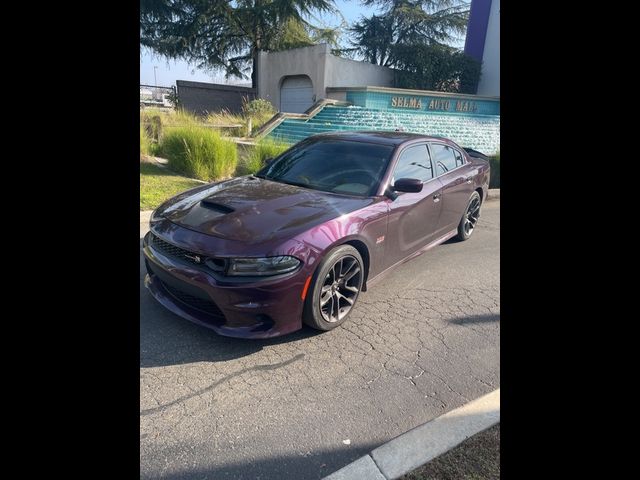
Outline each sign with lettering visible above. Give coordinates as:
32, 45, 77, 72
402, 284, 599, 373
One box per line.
391, 96, 479, 113
344, 89, 500, 115
391, 97, 422, 108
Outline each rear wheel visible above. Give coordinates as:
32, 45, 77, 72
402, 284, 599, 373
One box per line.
456, 191, 482, 241
303, 245, 364, 331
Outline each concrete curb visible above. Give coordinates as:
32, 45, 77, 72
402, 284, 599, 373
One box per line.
140, 211, 152, 238
323, 389, 500, 480
487, 188, 500, 200
140, 211, 153, 223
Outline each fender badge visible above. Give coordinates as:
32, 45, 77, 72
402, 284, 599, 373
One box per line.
376, 236, 385, 244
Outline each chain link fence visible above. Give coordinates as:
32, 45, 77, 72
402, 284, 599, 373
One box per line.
140, 84, 176, 108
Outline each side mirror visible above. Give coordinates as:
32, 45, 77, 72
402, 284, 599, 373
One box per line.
392, 178, 423, 193
264, 157, 275, 165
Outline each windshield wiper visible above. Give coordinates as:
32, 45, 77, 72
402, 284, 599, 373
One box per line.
256, 175, 330, 192
276, 179, 314, 189
272, 177, 325, 190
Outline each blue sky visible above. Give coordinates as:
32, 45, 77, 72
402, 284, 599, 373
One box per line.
140, 0, 466, 86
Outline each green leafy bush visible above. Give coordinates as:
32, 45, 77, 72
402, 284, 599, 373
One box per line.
242, 98, 275, 116
206, 110, 246, 137
242, 99, 277, 135
393, 44, 481, 94
157, 125, 238, 181
489, 151, 500, 188
140, 124, 152, 155
141, 108, 197, 134
244, 138, 290, 174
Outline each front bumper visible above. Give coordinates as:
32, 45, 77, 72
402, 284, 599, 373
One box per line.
142, 230, 309, 339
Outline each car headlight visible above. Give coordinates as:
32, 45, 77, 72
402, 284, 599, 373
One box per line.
226, 256, 301, 276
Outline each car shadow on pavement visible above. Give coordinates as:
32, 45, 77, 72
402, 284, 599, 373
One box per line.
140, 247, 324, 368
448, 313, 500, 325
140, 293, 323, 369
140, 326, 322, 369
442, 236, 462, 245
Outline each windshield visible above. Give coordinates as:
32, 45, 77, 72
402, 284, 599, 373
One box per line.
256, 138, 394, 196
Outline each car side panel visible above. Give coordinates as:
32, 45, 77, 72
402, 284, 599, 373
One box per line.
434, 148, 479, 231
293, 199, 390, 283
382, 177, 445, 269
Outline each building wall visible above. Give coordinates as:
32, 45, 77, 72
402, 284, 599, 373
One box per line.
476, 0, 500, 96
176, 80, 256, 115
256, 45, 328, 112
323, 53, 394, 90
257, 44, 394, 112
464, 0, 492, 63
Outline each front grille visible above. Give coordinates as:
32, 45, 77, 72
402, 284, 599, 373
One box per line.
160, 280, 225, 319
149, 232, 228, 273
150, 233, 204, 266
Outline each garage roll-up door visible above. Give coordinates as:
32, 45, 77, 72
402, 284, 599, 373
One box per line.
280, 76, 314, 113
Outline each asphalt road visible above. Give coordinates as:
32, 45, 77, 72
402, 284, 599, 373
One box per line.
140, 199, 500, 479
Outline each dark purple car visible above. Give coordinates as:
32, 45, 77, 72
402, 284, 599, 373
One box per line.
143, 132, 490, 338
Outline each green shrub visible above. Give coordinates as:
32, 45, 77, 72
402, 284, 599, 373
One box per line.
244, 138, 290, 174
170, 109, 198, 126
206, 110, 246, 137
157, 125, 238, 181
141, 108, 197, 132
242, 99, 277, 135
393, 44, 481, 94
242, 98, 275, 116
142, 115, 163, 142
248, 111, 277, 133
140, 124, 152, 155
489, 151, 500, 189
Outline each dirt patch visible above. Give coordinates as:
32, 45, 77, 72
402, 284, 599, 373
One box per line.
400, 424, 500, 480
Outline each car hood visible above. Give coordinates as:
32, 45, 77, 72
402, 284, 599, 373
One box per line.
155, 176, 376, 244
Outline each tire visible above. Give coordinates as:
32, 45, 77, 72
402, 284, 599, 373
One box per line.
302, 245, 364, 331
456, 191, 482, 241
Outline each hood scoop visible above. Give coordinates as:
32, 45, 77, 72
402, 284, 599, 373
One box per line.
200, 199, 235, 214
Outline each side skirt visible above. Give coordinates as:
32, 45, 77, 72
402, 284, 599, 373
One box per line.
365, 228, 458, 290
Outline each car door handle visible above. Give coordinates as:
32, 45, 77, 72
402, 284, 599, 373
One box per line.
433, 193, 441, 202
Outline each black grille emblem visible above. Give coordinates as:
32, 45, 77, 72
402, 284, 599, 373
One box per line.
184, 254, 202, 264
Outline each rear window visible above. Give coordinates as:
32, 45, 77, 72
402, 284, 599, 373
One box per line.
453, 149, 466, 167
431, 144, 459, 175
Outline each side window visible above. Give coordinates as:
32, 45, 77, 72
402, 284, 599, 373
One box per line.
431, 144, 458, 176
453, 149, 465, 167
392, 145, 434, 183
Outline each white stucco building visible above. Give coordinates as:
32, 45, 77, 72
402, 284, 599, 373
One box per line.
256, 44, 395, 113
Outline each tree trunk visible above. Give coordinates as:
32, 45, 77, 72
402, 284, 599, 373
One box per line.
251, 49, 259, 89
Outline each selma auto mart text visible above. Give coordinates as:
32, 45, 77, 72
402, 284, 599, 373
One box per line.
391, 96, 479, 113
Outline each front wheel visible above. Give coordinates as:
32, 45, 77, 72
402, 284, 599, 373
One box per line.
456, 191, 482, 241
302, 245, 364, 331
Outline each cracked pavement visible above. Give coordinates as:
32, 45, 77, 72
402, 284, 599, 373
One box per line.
140, 200, 500, 479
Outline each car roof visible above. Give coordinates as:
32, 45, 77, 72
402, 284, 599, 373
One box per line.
311, 130, 454, 146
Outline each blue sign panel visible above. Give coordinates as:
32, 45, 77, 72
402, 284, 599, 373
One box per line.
346, 90, 500, 116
